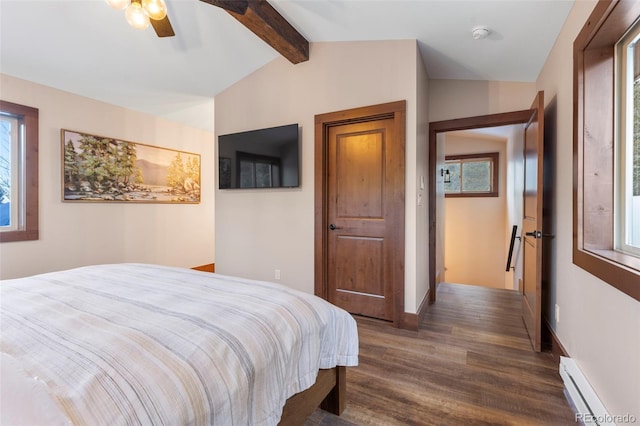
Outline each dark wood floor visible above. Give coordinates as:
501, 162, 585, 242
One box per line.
306, 282, 576, 426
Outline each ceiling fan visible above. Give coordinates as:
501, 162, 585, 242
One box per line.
105, 0, 175, 38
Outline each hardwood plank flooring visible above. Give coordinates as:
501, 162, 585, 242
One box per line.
306, 282, 575, 426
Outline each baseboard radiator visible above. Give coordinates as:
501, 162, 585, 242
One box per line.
559, 357, 613, 425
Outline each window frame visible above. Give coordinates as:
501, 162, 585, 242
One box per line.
615, 22, 640, 257
574, 0, 640, 301
444, 152, 499, 198
1, 114, 20, 231
0, 100, 39, 243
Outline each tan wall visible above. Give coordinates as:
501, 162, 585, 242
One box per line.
215, 40, 427, 313
0, 74, 215, 279
443, 133, 507, 288
429, 80, 536, 122
535, 0, 640, 418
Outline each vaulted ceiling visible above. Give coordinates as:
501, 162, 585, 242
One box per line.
0, 0, 574, 131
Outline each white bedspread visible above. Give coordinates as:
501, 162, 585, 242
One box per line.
0, 264, 358, 425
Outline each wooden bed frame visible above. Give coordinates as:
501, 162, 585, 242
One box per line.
279, 366, 346, 425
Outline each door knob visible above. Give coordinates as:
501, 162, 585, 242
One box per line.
329, 224, 342, 230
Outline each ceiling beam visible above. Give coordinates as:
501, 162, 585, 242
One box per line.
199, 0, 248, 16
201, 0, 309, 64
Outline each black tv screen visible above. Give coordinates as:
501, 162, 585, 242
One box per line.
218, 124, 300, 189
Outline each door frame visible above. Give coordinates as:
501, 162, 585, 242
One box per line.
315, 100, 406, 327
428, 110, 533, 304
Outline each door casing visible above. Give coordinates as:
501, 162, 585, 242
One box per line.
428, 109, 535, 304
315, 100, 407, 327
429, 91, 546, 352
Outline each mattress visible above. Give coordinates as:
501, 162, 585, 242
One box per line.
0, 263, 359, 425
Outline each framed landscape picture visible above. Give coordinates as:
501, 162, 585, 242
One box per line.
62, 129, 201, 203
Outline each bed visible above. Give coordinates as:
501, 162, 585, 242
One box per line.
0, 263, 358, 425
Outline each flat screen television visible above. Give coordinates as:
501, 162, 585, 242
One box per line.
218, 123, 300, 189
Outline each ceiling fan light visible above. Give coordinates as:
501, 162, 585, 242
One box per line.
142, 0, 167, 21
125, 1, 150, 30
105, 0, 130, 10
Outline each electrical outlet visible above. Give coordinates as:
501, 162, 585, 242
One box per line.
555, 304, 560, 323
275, 269, 281, 280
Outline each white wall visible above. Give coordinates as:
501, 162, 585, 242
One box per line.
215, 40, 428, 313
506, 126, 525, 290
415, 46, 430, 308
0, 74, 215, 279
535, 1, 640, 418
443, 133, 507, 288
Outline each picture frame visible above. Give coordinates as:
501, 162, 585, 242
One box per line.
62, 129, 201, 204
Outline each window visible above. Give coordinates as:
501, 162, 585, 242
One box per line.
574, 1, 640, 301
444, 152, 498, 197
0, 115, 18, 229
616, 21, 640, 257
0, 101, 38, 243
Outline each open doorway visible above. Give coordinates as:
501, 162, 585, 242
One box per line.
441, 126, 523, 291
428, 91, 546, 352
428, 108, 536, 305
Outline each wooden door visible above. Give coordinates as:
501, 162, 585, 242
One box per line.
326, 119, 399, 320
522, 91, 544, 352
315, 101, 405, 326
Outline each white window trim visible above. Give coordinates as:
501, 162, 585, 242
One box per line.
615, 19, 640, 257
0, 114, 21, 232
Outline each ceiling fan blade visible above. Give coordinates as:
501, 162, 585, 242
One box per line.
199, 0, 248, 15
151, 15, 175, 38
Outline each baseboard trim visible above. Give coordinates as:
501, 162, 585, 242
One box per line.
399, 289, 430, 331
192, 263, 215, 273
417, 288, 430, 324
543, 317, 568, 364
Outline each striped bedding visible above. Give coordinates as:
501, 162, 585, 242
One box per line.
0, 264, 359, 425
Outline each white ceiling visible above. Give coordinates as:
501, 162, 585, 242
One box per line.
0, 0, 574, 131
